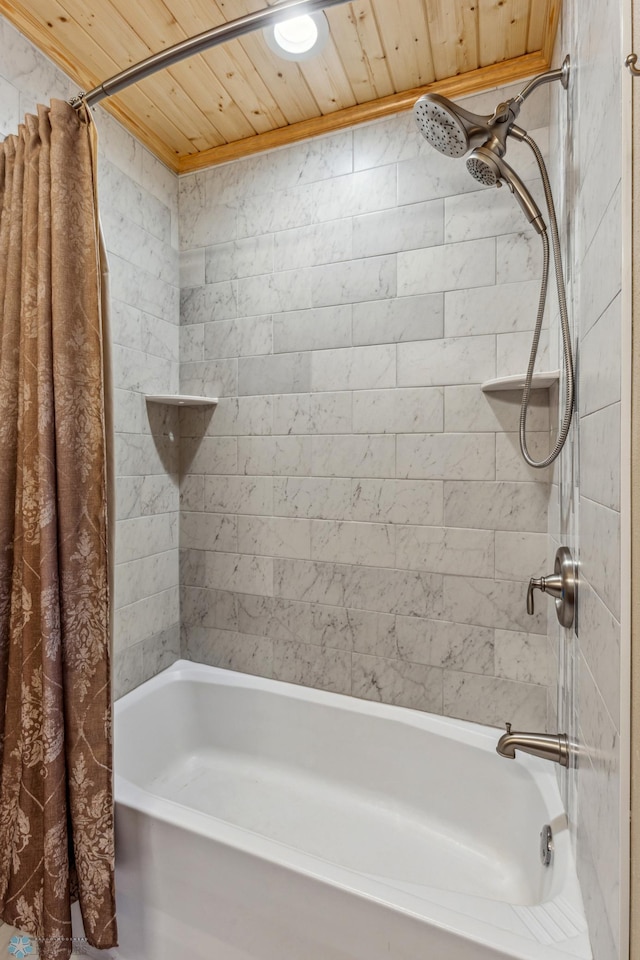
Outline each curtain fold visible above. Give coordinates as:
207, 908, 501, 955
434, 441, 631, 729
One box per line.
0, 100, 116, 960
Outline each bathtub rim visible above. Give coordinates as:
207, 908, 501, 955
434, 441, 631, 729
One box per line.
114, 660, 591, 960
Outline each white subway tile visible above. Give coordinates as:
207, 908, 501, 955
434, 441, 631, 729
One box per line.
273, 305, 352, 353
496, 328, 550, 378
179, 512, 237, 553
580, 294, 621, 416
237, 516, 311, 560
352, 199, 444, 257
238, 269, 311, 316
352, 387, 443, 434
311, 345, 396, 392
351, 479, 443, 525
205, 234, 274, 282
494, 630, 551, 686
274, 477, 352, 520
238, 352, 311, 396
180, 248, 205, 287
494, 531, 547, 581
580, 497, 620, 620
397, 335, 495, 386
352, 654, 443, 712
444, 481, 549, 532
397, 434, 495, 481
204, 315, 272, 359
352, 294, 443, 346
496, 432, 552, 482
496, 231, 543, 283
273, 639, 351, 694
398, 238, 495, 295
396, 525, 494, 577
312, 434, 396, 478
203, 476, 273, 516
237, 436, 312, 476
444, 384, 548, 433
273, 219, 352, 271
442, 576, 546, 634
580, 403, 620, 511
310, 255, 396, 307
445, 279, 544, 337
310, 520, 395, 567
445, 180, 543, 243
443, 671, 547, 728
206, 553, 273, 597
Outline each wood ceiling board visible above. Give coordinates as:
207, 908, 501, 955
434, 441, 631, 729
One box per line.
161, 0, 288, 131
426, 0, 479, 80
526, 0, 549, 50
542, 0, 560, 62
0, 0, 197, 164
324, 1, 394, 103
370, 0, 435, 92
102, 0, 241, 145
178, 49, 549, 172
478, 0, 531, 65
14, 0, 210, 155
216, 0, 324, 123
297, 43, 357, 114
0, 0, 560, 171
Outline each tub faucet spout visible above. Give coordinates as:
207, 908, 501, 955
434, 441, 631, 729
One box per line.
496, 722, 570, 767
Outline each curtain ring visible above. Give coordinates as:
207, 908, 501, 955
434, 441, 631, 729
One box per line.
626, 54, 640, 76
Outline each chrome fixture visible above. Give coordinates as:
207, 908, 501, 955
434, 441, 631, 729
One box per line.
414, 57, 574, 469
540, 824, 553, 867
496, 723, 570, 767
527, 545, 576, 628
626, 53, 640, 77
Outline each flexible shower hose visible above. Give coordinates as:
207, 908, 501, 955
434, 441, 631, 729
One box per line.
518, 133, 574, 468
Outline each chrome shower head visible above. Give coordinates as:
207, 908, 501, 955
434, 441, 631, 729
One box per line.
414, 95, 469, 158
413, 93, 495, 158
466, 145, 545, 234
466, 153, 498, 186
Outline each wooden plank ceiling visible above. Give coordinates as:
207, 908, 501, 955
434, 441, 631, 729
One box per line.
0, 0, 560, 173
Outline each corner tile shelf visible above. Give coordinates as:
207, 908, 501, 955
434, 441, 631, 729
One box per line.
481, 370, 560, 393
145, 395, 218, 407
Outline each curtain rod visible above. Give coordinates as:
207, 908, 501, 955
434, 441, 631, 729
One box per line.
71, 0, 353, 109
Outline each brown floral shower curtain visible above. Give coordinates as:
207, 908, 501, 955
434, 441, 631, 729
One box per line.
0, 101, 117, 958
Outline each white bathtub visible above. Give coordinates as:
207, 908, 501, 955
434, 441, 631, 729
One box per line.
111, 661, 591, 960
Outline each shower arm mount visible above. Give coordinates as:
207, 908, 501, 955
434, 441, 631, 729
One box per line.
485, 55, 571, 137
513, 55, 570, 107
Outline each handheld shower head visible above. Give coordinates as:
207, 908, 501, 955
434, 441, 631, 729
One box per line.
413, 60, 575, 471
466, 145, 545, 234
413, 93, 497, 158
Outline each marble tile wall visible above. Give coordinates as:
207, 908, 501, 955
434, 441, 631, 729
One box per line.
178, 83, 555, 729
549, 1, 625, 957
0, 15, 182, 697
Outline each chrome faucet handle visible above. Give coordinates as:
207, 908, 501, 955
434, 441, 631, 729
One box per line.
504, 721, 512, 734
526, 547, 575, 627
527, 577, 544, 615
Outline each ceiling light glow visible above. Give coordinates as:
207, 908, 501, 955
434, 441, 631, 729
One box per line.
273, 15, 318, 54
265, 10, 329, 61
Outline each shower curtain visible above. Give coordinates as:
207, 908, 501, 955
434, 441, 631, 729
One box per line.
0, 101, 117, 959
